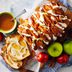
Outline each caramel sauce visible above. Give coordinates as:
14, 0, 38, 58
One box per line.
0, 13, 14, 31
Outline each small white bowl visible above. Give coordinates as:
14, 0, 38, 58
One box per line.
0, 12, 17, 34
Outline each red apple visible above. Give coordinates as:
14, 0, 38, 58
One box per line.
56, 54, 69, 64
37, 52, 48, 63
0, 32, 3, 41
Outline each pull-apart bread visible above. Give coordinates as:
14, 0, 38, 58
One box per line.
18, 0, 71, 50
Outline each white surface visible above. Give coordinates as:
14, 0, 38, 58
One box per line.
68, 0, 72, 7
58, 66, 72, 72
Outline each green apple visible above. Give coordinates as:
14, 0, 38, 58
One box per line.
47, 42, 63, 57
63, 40, 72, 55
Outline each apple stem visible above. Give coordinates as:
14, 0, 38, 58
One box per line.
54, 48, 57, 51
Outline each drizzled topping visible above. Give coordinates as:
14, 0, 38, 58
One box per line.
47, 10, 58, 16
51, 16, 56, 21
18, 1, 71, 50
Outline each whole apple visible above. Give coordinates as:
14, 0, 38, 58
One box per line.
37, 52, 48, 63
47, 42, 63, 57
56, 54, 69, 64
0, 32, 3, 41
63, 40, 72, 55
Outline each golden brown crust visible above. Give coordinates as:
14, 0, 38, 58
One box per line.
18, 0, 72, 51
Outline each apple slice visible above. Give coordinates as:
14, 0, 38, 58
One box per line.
47, 42, 63, 57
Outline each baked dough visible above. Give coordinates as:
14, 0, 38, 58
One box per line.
18, 0, 71, 50
1, 34, 30, 69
